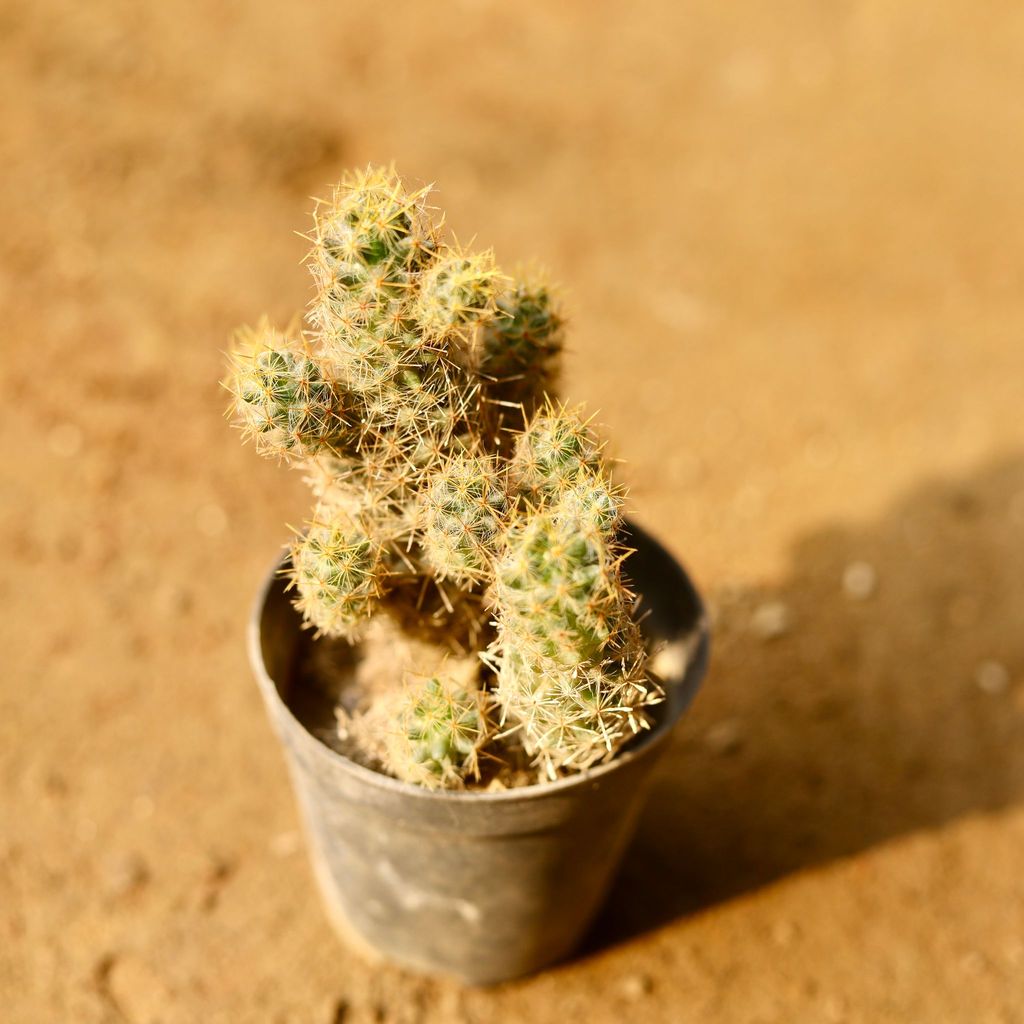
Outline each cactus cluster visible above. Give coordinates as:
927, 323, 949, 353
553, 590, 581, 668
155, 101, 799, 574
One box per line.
226, 166, 661, 788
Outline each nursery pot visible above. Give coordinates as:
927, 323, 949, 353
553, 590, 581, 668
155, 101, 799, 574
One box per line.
248, 520, 709, 985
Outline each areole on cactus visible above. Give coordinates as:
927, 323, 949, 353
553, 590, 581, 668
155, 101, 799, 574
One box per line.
225, 164, 662, 788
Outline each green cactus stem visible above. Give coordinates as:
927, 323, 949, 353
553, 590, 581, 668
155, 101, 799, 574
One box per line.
509, 401, 605, 502
419, 454, 510, 584
290, 510, 386, 639
224, 322, 349, 460
480, 278, 564, 412
384, 676, 488, 789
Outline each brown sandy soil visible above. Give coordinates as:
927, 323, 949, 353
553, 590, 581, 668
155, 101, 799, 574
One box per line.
3, 1, 1024, 1021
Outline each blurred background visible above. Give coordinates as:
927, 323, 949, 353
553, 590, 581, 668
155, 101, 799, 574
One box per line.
3, 1, 1023, 1021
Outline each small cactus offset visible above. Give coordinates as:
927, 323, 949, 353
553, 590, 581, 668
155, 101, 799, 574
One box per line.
384, 676, 489, 789
225, 165, 662, 788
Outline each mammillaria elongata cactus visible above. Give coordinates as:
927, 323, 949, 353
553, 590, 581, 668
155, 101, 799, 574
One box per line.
226, 166, 662, 788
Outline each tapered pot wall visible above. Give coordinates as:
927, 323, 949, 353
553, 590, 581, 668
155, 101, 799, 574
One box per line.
248, 522, 709, 984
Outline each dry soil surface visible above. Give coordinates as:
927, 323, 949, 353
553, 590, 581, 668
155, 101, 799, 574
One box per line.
3, 2, 1024, 1022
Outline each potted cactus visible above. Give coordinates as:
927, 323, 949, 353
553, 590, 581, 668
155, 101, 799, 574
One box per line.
228, 167, 709, 983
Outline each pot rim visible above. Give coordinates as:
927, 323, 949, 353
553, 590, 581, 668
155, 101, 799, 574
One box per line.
248, 518, 709, 806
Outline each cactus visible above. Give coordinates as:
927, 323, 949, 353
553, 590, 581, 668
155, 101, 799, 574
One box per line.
490, 466, 655, 777
509, 401, 604, 502
415, 251, 500, 339
419, 453, 509, 585
384, 676, 489, 789
226, 165, 662, 788
224, 322, 349, 459
480, 277, 564, 411
290, 510, 386, 639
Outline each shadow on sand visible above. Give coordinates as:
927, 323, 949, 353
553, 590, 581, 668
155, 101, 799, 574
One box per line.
585, 454, 1024, 953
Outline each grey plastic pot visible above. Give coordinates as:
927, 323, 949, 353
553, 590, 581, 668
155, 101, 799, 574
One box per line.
248, 521, 709, 985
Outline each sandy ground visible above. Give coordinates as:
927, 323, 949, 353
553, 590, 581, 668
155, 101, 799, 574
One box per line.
3, 1, 1024, 1021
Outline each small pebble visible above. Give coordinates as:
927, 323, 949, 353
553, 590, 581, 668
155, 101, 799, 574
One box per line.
975, 660, 1010, 696
720, 52, 772, 98
619, 972, 654, 999
156, 583, 193, 616
48, 423, 83, 458
823, 994, 848, 1022
705, 718, 744, 756
105, 954, 172, 1021
132, 795, 155, 820
946, 593, 980, 629
842, 561, 877, 600
960, 949, 987, 975
704, 407, 739, 442
76, 817, 98, 842
654, 289, 710, 331
196, 502, 228, 537
751, 600, 791, 640
56, 533, 82, 561
101, 853, 150, 900
269, 830, 302, 858
803, 433, 840, 469
771, 919, 799, 947
733, 484, 764, 519
1009, 490, 1024, 526
667, 452, 703, 487
43, 772, 69, 798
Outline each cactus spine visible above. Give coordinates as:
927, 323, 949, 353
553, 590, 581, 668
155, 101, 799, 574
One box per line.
226, 165, 661, 788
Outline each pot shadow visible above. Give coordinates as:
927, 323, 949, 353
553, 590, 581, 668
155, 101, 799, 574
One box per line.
584, 453, 1024, 953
